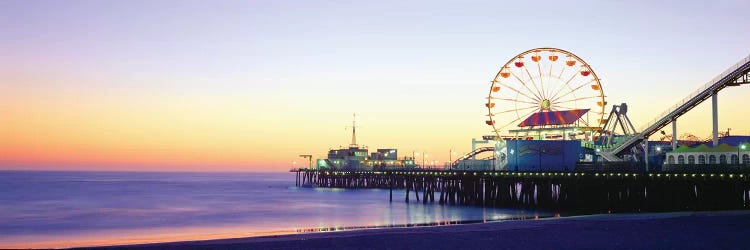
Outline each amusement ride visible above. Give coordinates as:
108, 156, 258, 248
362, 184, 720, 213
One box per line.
485, 48, 607, 141
451, 47, 750, 171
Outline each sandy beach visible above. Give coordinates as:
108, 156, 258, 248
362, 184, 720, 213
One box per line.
89, 210, 750, 250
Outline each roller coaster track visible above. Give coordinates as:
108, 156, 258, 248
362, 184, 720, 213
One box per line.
600, 54, 750, 161
451, 147, 495, 168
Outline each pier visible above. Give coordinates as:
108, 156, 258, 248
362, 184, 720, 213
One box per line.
293, 169, 750, 213
291, 50, 750, 214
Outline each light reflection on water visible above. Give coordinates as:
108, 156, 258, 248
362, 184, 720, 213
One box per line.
0, 171, 553, 248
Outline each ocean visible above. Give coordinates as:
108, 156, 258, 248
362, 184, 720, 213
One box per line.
0, 171, 553, 248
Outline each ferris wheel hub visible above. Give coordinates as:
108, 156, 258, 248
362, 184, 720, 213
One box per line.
541, 99, 552, 110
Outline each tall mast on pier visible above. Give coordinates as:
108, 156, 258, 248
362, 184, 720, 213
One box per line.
350, 113, 357, 148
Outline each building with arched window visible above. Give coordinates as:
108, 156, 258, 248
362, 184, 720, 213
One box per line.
664, 143, 750, 166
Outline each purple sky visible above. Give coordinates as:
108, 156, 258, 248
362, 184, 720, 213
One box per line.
2, 0, 750, 170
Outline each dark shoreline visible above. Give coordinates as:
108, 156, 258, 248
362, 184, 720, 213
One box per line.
87, 210, 750, 250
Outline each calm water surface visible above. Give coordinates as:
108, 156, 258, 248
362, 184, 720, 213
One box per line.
0, 171, 553, 248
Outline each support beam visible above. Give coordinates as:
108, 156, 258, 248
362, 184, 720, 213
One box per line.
644, 140, 649, 172
712, 94, 719, 146
471, 138, 477, 159
672, 120, 677, 149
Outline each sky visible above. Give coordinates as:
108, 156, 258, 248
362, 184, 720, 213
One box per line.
1, 0, 749, 172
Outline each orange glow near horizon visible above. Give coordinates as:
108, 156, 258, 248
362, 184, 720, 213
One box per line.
0, 87, 290, 171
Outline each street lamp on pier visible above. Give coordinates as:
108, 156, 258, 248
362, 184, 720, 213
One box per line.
413, 151, 419, 168
739, 144, 747, 165
423, 154, 428, 169
449, 148, 457, 169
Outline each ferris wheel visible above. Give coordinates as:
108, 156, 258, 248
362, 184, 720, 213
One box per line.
485, 48, 606, 138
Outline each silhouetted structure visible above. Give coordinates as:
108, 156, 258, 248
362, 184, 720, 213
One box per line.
293, 169, 750, 213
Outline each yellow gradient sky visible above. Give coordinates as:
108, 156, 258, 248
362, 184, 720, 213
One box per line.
1, 1, 749, 171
